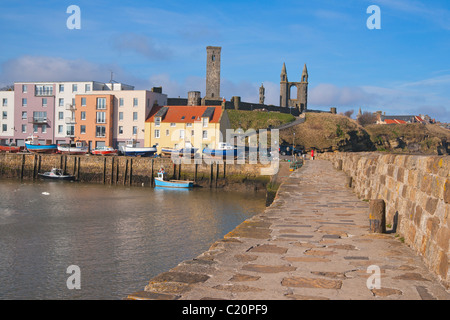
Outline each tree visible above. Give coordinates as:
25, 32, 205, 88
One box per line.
344, 110, 354, 118
357, 112, 377, 126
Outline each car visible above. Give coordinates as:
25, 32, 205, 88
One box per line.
279, 145, 303, 156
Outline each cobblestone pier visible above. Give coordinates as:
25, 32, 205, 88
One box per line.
128, 160, 450, 300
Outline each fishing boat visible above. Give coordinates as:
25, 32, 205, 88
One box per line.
25, 136, 57, 154
202, 142, 240, 158
38, 168, 75, 180
57, 141, 88, 155
91, 146, 118, 156
161, 142, 198, 158
0, 144, 21, 153
120, 139, 157, 157
154, 170, 193, 188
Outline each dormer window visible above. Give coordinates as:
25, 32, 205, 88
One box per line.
202, 117, 208, 127
155, 117, 161, 127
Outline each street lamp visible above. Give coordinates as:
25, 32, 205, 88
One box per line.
292, 132, 295, 162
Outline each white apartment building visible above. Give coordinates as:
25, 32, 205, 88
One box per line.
0, 90, 15, 145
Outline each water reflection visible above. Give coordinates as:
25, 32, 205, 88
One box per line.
0, 180, 265, 299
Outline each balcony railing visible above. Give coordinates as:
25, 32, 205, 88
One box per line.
65, 117, 76, 124
35, 90, 54, 97
66, 131, 75, 137
65, 103, 76, 111
28, 117, 49, 125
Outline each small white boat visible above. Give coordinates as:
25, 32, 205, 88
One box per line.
161, 142, 198, 158
57, 141, 88, 155
202, 142, 239, 158
120, 139, 157, 157
38, 168, 75, 180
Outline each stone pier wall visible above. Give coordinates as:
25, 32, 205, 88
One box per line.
0, 153, 272, 191
318, 152, 449, 288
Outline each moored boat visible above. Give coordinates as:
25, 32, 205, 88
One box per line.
57, 141, 88, 155
0, 144, 21, 153
161, 142, 198, 158
202, 142, 240, 158
120, 139, 156, 157
38, 168, 75, 180
91, 146, 118, 156
25, 136, 57, 154
154, 169, 193, 188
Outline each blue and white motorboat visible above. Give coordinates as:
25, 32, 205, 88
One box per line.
120, 139, 157, 157
202, 142, 239, 158
154, 171, 193, 188
25, 136, 57, 154
38, 168, 75, 180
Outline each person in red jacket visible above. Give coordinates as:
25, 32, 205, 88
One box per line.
311, 148, 314, 160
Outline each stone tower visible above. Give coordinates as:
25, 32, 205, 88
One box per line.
279, 63, 308, 113
205, 46, 221, 99
280, 63, 289, 107
259, 83, 265, 104
297, 64, 308, 113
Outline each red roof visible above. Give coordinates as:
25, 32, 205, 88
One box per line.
385, 119, 407, 124
146, 105, 223, 123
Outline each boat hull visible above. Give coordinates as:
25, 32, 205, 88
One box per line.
202, 148, 238, 158
26, 143, 58, 153
57, 146, 88, 155
38, 173, 75, 180
154, 178, 193, 188
91, 150, 117, 156
161, 148, 198, 157
122, 147, 157, 157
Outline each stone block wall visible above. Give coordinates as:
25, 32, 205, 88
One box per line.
319, 152, 449, 289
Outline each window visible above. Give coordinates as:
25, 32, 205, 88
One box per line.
22, 98, 27, 107
72, 84, 78, 92
202, 117, 208, 127
212, 54, 215, 61
80, 111, 86, 120
2, 124, 7, 132
132, 126, 138, 135
2, 111, 7, 119
59, 98, 64, 107
58, 112, 64, 120
191, 130, 194, 136
118, 126, 123, 135
33, 124, 38, 133
186, 123, 192, 127
133, 112, 138, 121
155, 117, 161, 127
170, 123, 176, 127
33, 111, 47, 122
58, 125, 63, 134
72, 98, 76, 107
22, 111, 27, 120
2, 98, 7, 106
42, 98, 47, 107
22, 85, 27, 93
119, 98, 124, 107
179, 129, 185, 139
80, 125, 86, 134
96, 98, 106, 109
96, 126, 106, 137
42, 125, 47, 133
202, 130, 208, 139
133, 98, 138, 107
166, 129, 170, 136
154, 129, 160, 138
67, 125, 74, 137
22, 124, 27, 133
119, 112, 123, 121
85, 84, 91, 92
59, 84, 64, 92
96, 112, 106, 123
81, 97, 86, 106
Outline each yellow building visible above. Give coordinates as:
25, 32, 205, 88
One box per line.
144, 105, 230, 153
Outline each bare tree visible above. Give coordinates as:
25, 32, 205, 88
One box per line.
357, 111, 377, 126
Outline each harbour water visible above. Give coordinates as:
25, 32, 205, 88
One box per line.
0, 180, 266, 300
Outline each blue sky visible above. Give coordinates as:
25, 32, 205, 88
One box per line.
0, 0, 449, 122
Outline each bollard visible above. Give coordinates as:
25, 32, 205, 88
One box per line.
345, 176, 352, 188
369, 199, 386, 233
337, 159, 343, 171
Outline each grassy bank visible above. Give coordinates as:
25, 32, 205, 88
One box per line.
228, 110, 296, 130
